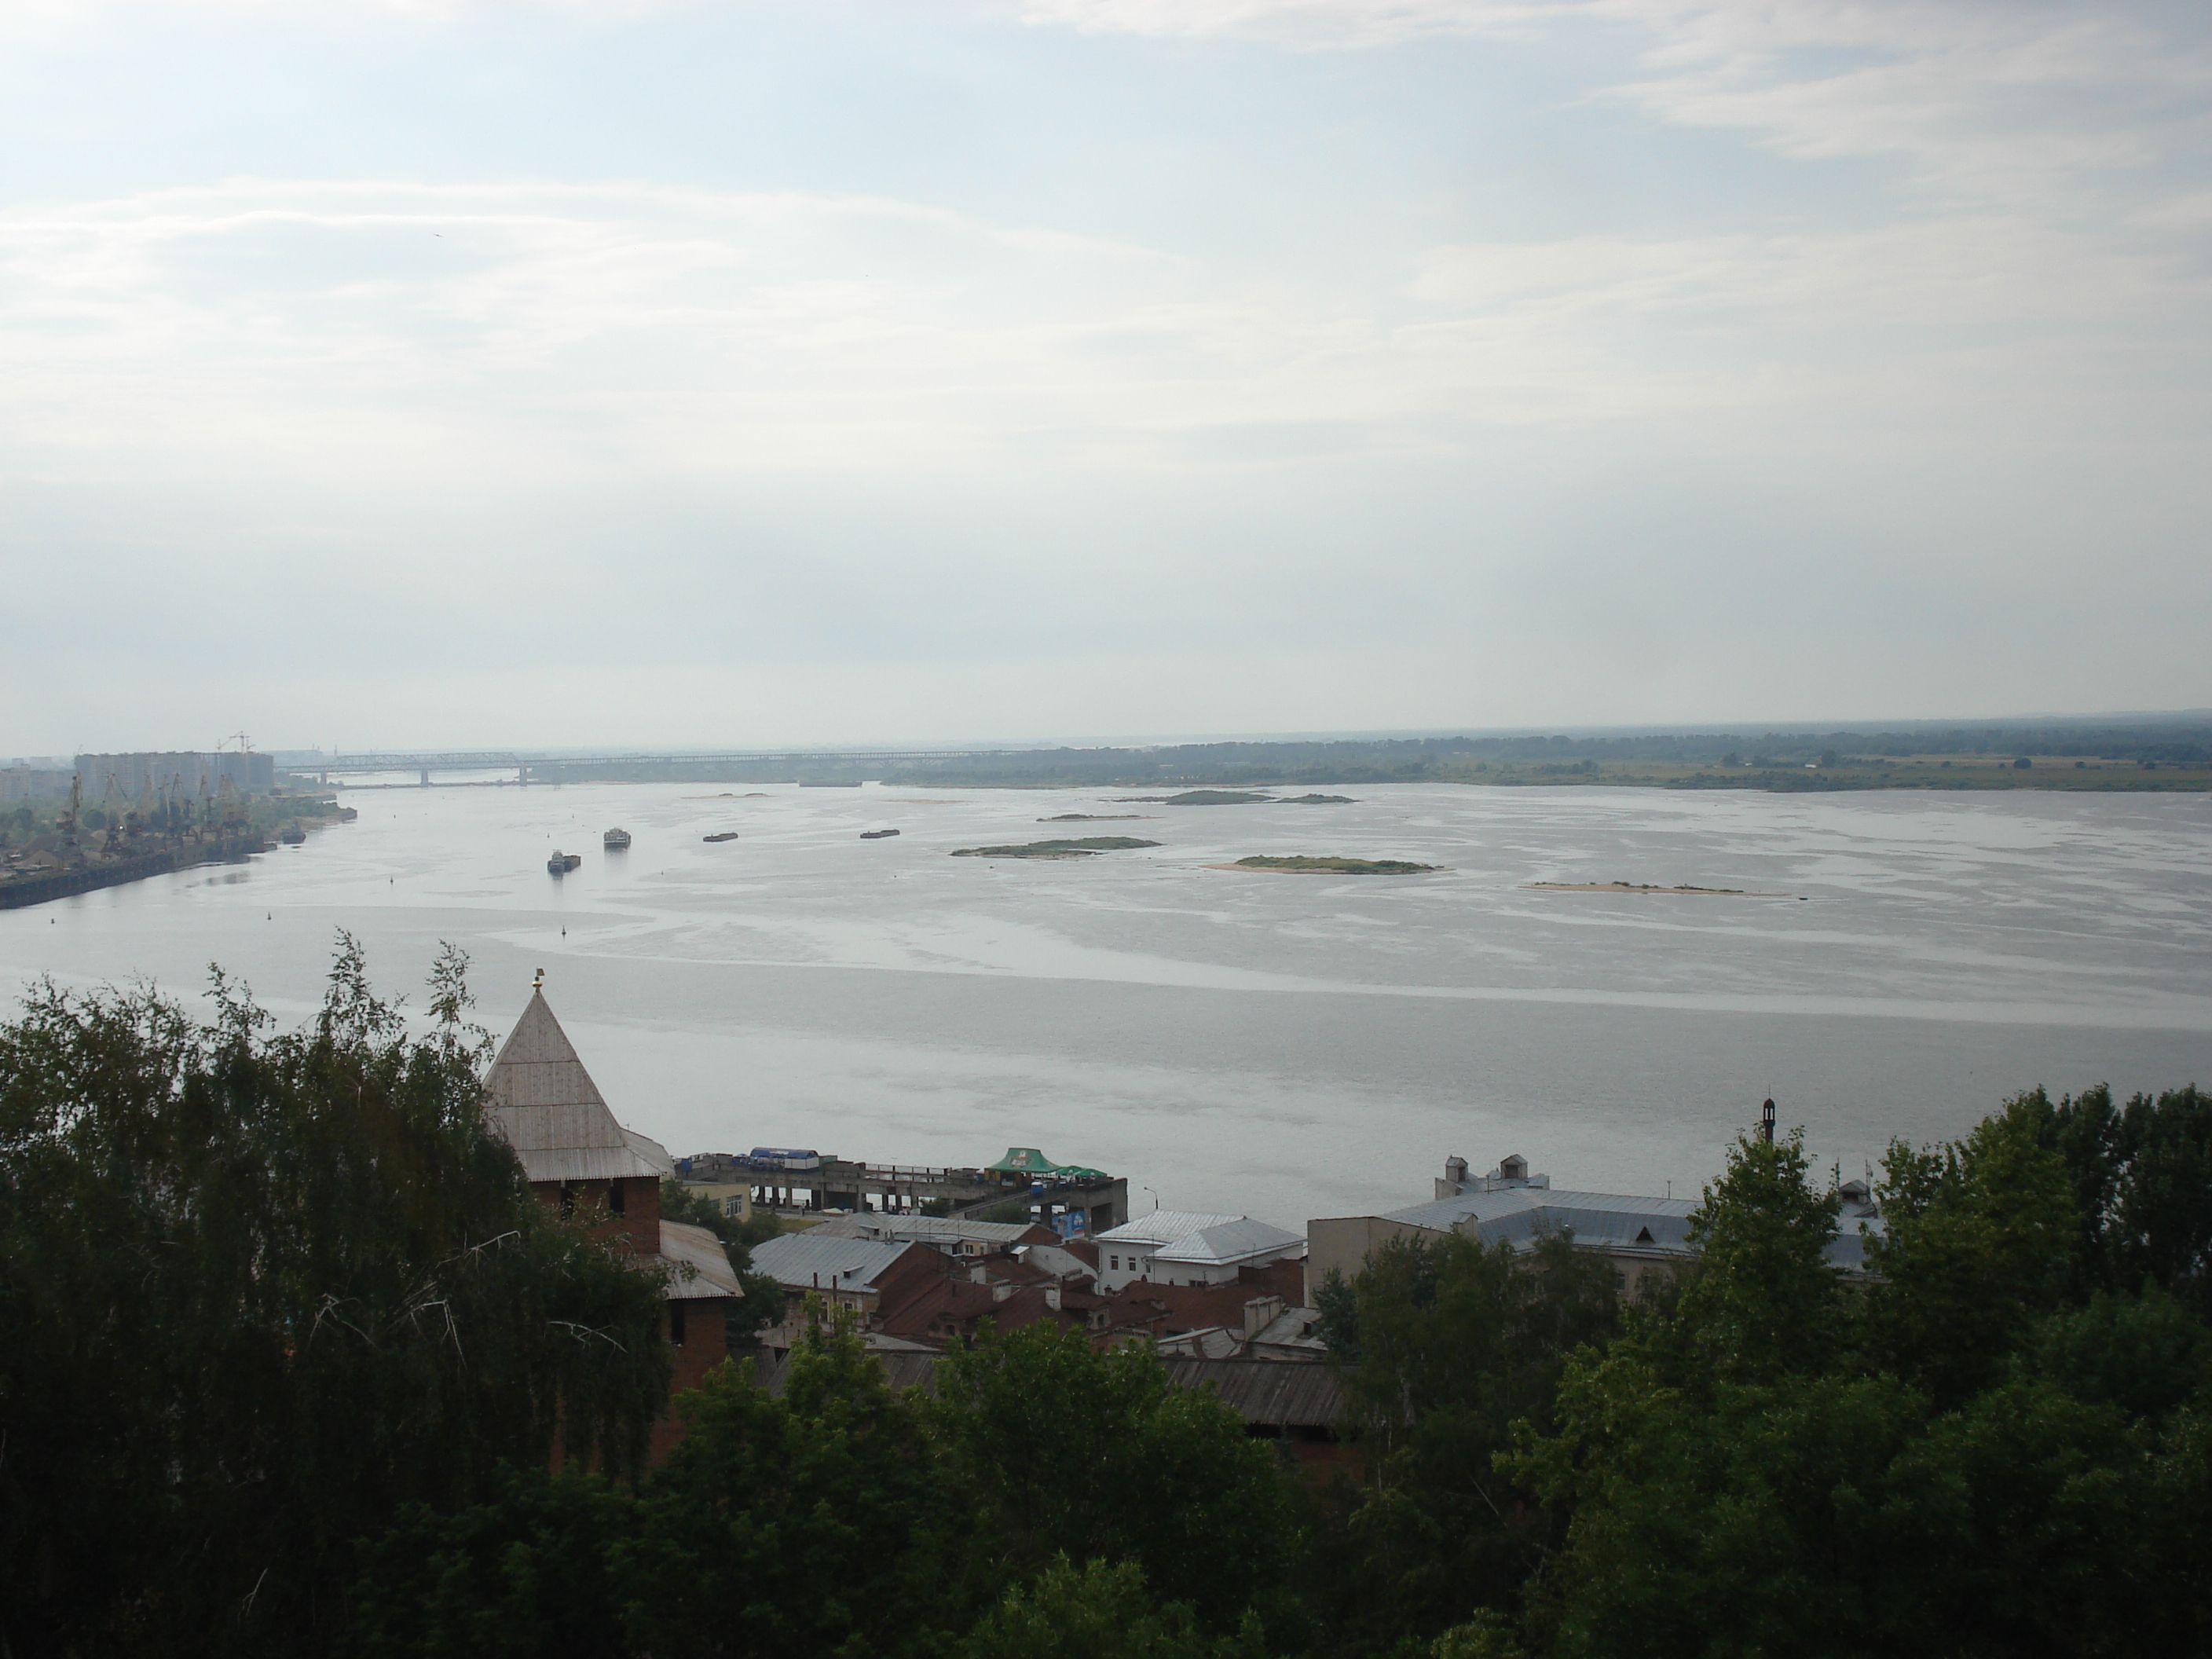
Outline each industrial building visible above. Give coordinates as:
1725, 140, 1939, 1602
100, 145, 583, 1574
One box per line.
1306, 1153, 1881, 1302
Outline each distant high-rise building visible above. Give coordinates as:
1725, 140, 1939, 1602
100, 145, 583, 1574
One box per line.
74, 750, 275, 803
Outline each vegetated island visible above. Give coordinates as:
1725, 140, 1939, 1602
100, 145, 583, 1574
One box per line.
1038, 813, 1155, 822
1219, 855, 1441, 875
950, 837, 1161, 859
1525, 880, 1783, 896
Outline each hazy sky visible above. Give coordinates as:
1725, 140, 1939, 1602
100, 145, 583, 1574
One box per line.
4, 0, 2209, 753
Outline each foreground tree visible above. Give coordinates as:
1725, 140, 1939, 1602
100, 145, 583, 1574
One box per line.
0, 939, 670, 1659
1304, 1230, 1619, 1654
932, 1320, 1298, 1636
618, 1307, 961, 1659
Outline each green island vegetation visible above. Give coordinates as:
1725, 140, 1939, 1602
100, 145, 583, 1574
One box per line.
950, 837, 1162, 858
1279, 793, 1355, 804
6, 943, 2212, 1656
1232, 855, 1440, 875
1038, 813, 1154, 822
505, 718, 2212, 792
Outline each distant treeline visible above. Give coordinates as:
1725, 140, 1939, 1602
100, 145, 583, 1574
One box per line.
518, 720, 2212, 789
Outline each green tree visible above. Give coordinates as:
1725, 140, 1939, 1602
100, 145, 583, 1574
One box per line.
932, 1320, 1295, 1634
1864, 1098, 2077, 1404
1672, 1128, 1842, 1386
345, 1468, 635, 1658
0, 938, 670, 1659
2023, 1084, 2212, 1316
1306, 1231, 1617, 1651
961, 1556, 1264, 1659
621, 1307, 964, 1658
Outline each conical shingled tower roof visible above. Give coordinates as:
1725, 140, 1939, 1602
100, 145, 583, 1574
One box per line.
484, 986, 673, 1184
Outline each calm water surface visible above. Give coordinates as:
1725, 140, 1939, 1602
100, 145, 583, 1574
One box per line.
5, 782, 2208, 1229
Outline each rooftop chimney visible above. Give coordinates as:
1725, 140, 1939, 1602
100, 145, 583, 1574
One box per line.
1243, 1294, 1286, 1339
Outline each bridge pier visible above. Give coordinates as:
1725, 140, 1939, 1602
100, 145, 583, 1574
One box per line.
419, 769, 430, 788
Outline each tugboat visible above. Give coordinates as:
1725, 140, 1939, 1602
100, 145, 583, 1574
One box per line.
702, 831, 739, 844
860, 828, 900, 839
547, 851, 582, 873
603, 827, 632, 851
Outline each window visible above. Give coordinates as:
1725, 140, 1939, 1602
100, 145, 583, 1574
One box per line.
558, 1181, 575, 1219
1110, 1256, 1120, 1270
668, 1302, 687, 1346
607, 1179, 626, 1218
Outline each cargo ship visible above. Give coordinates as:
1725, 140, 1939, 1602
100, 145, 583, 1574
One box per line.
603, 827, 632, 850
703, 831, 739, 844
547, 851, 582, 873
860, 828, 900, 839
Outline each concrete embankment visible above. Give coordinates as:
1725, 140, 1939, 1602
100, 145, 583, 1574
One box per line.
0, 835, 268, 911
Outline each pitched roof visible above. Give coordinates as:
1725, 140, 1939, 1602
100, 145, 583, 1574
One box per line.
809, 1214, 1051, 1249
1093, 1209, 1250, 1250
1161, 1359, 1342, 1428
1153, 1217, 1305, 1266
747, 1232, 937, 1292
654, 1220, 743, 1302
482, 989, 671, 1184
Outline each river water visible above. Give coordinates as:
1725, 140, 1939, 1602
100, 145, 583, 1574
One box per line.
4, 782, 2208, 1230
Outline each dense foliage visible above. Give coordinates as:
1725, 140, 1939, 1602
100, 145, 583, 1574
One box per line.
0, 940, 671, 1657
6, 950, 2209, 1657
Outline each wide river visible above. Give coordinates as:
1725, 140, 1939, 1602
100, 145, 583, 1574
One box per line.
5, 782, 2208, 1230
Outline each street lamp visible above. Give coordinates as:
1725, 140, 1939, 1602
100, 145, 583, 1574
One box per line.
1141, 1185, 1159, 1213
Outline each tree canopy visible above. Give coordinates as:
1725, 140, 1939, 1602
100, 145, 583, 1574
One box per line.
0, 939, 670, 1657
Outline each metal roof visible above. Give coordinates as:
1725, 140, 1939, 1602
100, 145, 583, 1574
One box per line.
1152, 1217, 1306, 1266
656, 1220, 743, 1301
1161, 1358, 1343, 1427
1375, 1185, 1873, 1269
1094, 1210, 1251, 1249
815, 1215, 1040, 1247
748, 1231, 928, 1291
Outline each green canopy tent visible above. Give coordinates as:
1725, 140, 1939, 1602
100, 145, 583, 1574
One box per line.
987, 1148, 1060, 1175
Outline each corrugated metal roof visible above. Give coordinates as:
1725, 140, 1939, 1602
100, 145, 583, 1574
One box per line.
1161, 1358, 1342, 1427
748, 1232, 928, 1291
656, 1219, 743, 1301
1153, 1218, 1305, 1265
507, 1146, 672, 1185
1094, 1210, 1249, 1249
